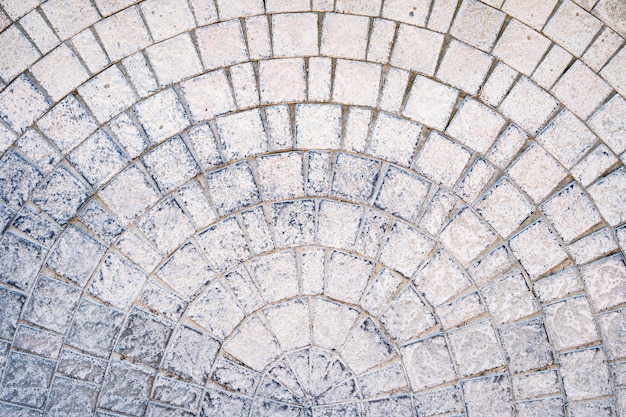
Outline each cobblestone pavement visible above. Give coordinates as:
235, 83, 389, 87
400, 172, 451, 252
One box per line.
0, 0, 625, 416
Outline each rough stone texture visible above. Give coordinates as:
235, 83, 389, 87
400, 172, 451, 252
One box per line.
0, 1, 625, 415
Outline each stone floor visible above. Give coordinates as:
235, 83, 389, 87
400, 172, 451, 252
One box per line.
0, 0, 625, 416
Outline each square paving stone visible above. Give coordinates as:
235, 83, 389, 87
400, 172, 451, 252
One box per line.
99, 360, 155, 416
68, 129, 129, 188
0, 149, 43, 209
115, 307, 174, 366
0, 286, 25, 340
66, 300, 125, 358
142, 136, 200, 192
0, 352, 55, 408
45, 376, 98, 417
32, 165, 90, 225
0, 232, 45, 291
23, 275, 81, 333
206, 161, 260, 216
499, 318, 554, 374
162, 325, 220, 384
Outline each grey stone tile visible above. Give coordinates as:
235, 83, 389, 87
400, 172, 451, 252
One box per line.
66, 299, 125, 358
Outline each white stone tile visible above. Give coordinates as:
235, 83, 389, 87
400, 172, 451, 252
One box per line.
215, 109, 267, 160
196, 20, 249, 70
230, 62, 259, 109
265, 105, 293, 150
181, 70, 235, 122
37, 95, 95, 153
256, 151, 304, 200
580, 254, 626, 311
295, 104, 342, 149
78, 65, 137, 123
133, 88, 189, 144
382, 0, 429, 26
571, 144, 618, 187
265, 0, 309, 13
588, 167, 626, 226
448, 321, 504, 376
600, 46, 626, 97
500, 77, 559, 134
147, 34, 203, 86
259, 58, 306, 104
509, 220, 569, 278
321, 13, 369, 60
93, 0, 136, 16
19, 9, 59, 54
437, 39, 493, 95
374, 165, 430, 221
0, 26, 40, 83
537, 109, 598, 169
68, 130, 128, 188
415, 132, 472, 187
507, 142, 567, 203
545, 296, 599, 351
215, 0, 264, 20
244, 15, 271, 60
189, 0, 218, 25
95, 6, 152, 62
404, 75, 458, 131
480, 61, 518, 108
187, 123, 223, 170
379, 68, 410, 113
337, 0, 382, 15
552, 60, 612, 120
379, 220, 435, 277
15, 129, 61, 173
447, 98, 506, 153
475, 178, 534, 238
367, 18, 396, 63
391, 24, 444, 75
307, 57, 332, 101
333, 60, 382, 107
140, 0, 195, 42
317, 200, 362, 248
502, 0, 560, 30
369, 112, 422, 167
71, 29, 109, 74
343, 107, 372, 153
108, 113, 149, 159
271, 13, 319, 57
493, 19, 551, 76
450, 0, 505, 51
593, 0, 626, 38
331, 153, 381, 204
440, 208, 498, 265
30, 43, 89, 102
41, 0, 100, 39
122, 52, 158, 98
533, 269, 582, 303
427, 0, 458, 33
482, 270, 539, 325
588, 94, 626, 154
141, 136, 200, 192
569, 228, 619, 265
531, 44, 573, 90
455, 158, 497, 203
0, 0, 41, 19
543, 0, 603, 56
582, 27, 624, 72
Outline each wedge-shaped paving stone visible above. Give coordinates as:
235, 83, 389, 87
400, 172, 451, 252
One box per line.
78, 65, 137, 123
318, 200, 363, 249
559, 348, 611, 401
142, 136, 199, 192
99, 165, 160, 225
147, 33, 203, 86
137, 197, 195, 255
588, 167, 626, 226
225, 315, 281, 372
99, 360, 155, 416
68, 130, 129, 188
544, 296, 600, 351
271, 200, 316, 247
295, 104, 342, 149
333, 59, 382, 106
508, 143, 567, 203
30, 43, 88, 102
340, 317, 397, 375
402, 335, 456, 390
40, 0, 99, 38
541, 182, 602, 243
37, 95, 97, 153
543, 0, 603, 56
96, 6, 151, 62
215, 109, 267, 161
380, 286, 436, 343
307, 151, 331, 195
264, 298, 311, 351
380, 221, 435, 277
88, 251, 147, 310
462, 375, 515, 417
188, 280, 245, 340
325, 251, 374, 304
313, 298, 359, 352
0, 286, 25, 340
359, 363, 409, 399
0, 75, 49, 134
0, 352, 54, 408
250, 250, 299, 303
448, 320, 504, 377
133, 88, 189, 145
256, 151, 304, 200
374, 165, 430, 221
588, 95, 626, 155
414, 250, 471, 307
332, 153, 381, 204
552, 60, 612, 120
140, 0, 195, 41
46, 377, 98, 417
450, 0, 505, 51
66, 300, 124, 357
196, 20, 249, 70
537, 109, 598, 169
476, 178, 534, 238
509, 220, 568, 279
23, 275, 80, 333
181, 70, 235, 122
197, 217, 251, 272
115, 307, 174, 366
46, 225, 105, 287
0, 149, 43, 209
206, 161, 260, 216
580, 255, 626, 311
493, 19, 551, 76
272, 13, 319, 57
163, 325, 220, 384
156, 242, 214, 298
447, 98, 506, 153
391, 25, 444, 75
404, 75, 458, 131
500, 77, 559, 135
440, 208, 497, 265
437, 39, 493, 94
415, 132, 472, 187
499, 319, 554, 375
369, 113, 422, 166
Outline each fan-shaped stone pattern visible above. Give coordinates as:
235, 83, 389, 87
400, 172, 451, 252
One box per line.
0, 0, 625, 416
